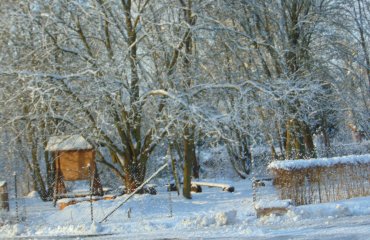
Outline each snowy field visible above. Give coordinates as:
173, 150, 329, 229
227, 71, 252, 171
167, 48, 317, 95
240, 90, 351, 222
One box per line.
1, 178, 370, 239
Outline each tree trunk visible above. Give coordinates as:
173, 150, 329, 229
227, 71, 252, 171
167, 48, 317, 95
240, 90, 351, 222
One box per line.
301, 122, 316, 158
276, 121, 285, 159
183, 124, 195, 199
285, 120, 294, 159
321, 116, 331, 157
122, 156, 145, 193
168, 145, 181, 195
181, 0, 197, 199
192, 141, 200, 179
286, 119, 316, 159
355, 0, 370, 87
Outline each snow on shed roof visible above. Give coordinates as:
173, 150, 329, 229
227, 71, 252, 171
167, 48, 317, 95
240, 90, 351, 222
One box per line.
45, 135, 93, 151
0, 181, 6, 187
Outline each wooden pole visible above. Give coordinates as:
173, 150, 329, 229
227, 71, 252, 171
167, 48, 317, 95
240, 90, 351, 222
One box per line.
53, 153, 59, 207
14, 172, 19, 222
88, 164, 94, 222
251, 146, 257, 205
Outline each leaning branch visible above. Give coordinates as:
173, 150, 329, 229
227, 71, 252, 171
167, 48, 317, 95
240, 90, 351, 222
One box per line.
99, 162, 168, 223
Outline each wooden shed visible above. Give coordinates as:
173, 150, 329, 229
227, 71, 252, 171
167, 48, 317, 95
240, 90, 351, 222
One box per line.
46, 135, 103, 203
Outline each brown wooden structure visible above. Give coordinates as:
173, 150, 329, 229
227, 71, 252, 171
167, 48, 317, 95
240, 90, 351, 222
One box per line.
46, 135, 103, 204
0, 181, 9, 211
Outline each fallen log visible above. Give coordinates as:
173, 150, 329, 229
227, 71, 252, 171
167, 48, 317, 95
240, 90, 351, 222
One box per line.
191, 181, 234, 192
57, 195, 117, 210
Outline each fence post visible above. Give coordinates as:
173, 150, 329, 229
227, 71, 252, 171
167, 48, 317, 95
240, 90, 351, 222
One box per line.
251, 147, 257, 204
88, 164, 94, 222
0, 181, 9, 211
13, 172, 19, 222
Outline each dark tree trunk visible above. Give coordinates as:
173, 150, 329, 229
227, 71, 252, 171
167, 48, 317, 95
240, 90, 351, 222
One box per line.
183, 124, 195, 199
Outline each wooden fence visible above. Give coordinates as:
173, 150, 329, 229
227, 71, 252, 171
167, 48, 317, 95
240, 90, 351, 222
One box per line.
268, 155, 370, 205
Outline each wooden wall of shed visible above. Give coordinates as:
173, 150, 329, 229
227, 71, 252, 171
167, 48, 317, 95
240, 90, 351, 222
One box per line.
55, 150, 96, 181
0, 182, 9, 211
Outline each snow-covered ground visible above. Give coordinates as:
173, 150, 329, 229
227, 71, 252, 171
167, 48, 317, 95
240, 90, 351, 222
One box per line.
1, 178, 370, 239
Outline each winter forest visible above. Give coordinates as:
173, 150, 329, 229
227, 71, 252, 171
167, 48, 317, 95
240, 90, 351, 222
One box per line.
0, 0, 369, 238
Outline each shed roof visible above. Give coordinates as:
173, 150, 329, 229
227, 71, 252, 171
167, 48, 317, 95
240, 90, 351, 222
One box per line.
0, 181, 6, 187
46, 135, 93, 151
